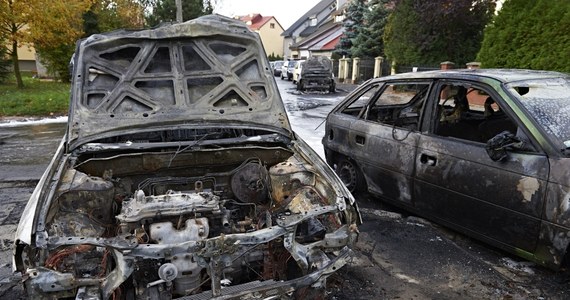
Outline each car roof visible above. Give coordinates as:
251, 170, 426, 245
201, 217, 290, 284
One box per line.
371, 69, 567, 84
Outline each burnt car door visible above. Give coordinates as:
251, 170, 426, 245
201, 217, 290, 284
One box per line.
353, 81, 431, 204
414, 80, 549, 253
326, 81, 431, 204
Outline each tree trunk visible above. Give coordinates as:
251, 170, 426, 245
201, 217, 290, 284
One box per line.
11, 38, 24, 89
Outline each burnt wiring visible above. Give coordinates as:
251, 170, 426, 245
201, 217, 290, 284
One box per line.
45, 245, 93, 270
97, 248, 110, 278
167, 132, 216, 168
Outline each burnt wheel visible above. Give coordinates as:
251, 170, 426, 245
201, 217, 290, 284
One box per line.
329, 81, 336, 93
336, 158, 365, 194
297, 79, 305, 91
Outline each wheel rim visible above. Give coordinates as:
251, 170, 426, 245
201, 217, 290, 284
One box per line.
337, 161, 357, 192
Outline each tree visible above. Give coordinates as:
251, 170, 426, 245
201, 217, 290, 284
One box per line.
384, 0, 495, 67
83, 0, 145, 37
477, 0, 570, 72
351, 0, 392, 58
335, 0, 367, 57
268, 53, 283, 61
0, 41, 11, 83
144, 0, 214, 27
27, 0, 92, 81
0, 0, 31, 88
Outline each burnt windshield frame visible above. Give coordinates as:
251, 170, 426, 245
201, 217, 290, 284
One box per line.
505, 77, 570, 153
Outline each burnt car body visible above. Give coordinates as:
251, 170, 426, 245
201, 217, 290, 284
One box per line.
322, 69, 570, 269
13, 15, 360, 299
296, 57, 335, 93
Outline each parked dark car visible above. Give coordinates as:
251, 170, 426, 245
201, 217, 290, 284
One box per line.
323, 69, 570, 270
296, 56, 335, 93
273, 60, 284, 76
13, 15, 360, 300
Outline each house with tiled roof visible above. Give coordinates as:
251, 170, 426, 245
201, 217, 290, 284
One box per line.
281, 0, 349, 59
237, 14, 284, 57
295, 18, 343, 58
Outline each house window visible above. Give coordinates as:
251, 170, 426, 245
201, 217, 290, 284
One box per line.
270, 23, 275, 29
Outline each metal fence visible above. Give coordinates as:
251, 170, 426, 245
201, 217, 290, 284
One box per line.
381, 59, 392, 77
359, 59, 375, 82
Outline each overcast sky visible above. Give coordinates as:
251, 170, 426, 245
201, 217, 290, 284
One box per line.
213, 0, 322, 30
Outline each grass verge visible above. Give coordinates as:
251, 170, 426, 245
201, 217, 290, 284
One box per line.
0, 73, 70, 117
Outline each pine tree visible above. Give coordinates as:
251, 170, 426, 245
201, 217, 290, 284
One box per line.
335, 0, 367, 57
384, 0, 495, 67
352, 0, 391, 58
477, 0, 570, 72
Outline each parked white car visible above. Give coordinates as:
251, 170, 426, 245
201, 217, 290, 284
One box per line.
281, 60, 297, 80
292, 60, 305, 84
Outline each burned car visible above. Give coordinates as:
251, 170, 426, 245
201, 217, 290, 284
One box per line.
13, 15, 360, 299
323, 69, 570, 269
296, 57, 335, 93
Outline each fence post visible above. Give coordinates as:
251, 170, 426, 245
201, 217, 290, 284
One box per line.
351, 57, 360, 84
373, 56, 384, 78
338, 58, 346, 81
341, 58, 351, 83
440, 61, 455, 70
466, 62, 481, 69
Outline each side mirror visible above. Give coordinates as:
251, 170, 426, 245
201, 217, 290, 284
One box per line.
485, 131, 523, 161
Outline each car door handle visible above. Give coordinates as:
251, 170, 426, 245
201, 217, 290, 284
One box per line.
420, 153, 437, 166
355, 135, 365, 145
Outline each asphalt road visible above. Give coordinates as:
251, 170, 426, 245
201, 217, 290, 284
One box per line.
0, 79, 569, 299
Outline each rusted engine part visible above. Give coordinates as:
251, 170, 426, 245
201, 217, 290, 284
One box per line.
269, 155, 342, 243
144, 216, 209, 295
38, 154, 348, 298
231, 159, 269, 204
270, 155, 335, 213
47, 169, 115, 238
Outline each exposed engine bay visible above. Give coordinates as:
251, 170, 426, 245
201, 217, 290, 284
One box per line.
14, 15, 359, 300
19, 131, 358, 299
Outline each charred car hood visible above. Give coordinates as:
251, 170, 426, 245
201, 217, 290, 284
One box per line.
67, 15, 292, 150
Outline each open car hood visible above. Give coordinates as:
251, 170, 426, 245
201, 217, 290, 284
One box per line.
67, 15, 292, 150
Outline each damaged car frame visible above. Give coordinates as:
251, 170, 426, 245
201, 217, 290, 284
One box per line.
295, 57, 335, 93
13, 15, 360, 300
323, 69, 570, 270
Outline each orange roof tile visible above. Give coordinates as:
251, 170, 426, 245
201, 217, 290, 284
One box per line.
238, 14, 275, 31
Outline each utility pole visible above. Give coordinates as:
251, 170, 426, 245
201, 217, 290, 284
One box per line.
176, 0, 183, 23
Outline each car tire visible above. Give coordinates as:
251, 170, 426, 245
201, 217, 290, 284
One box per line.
297, 79, 305, 91
329, 81, 336, 93
336, 158, 365, 194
